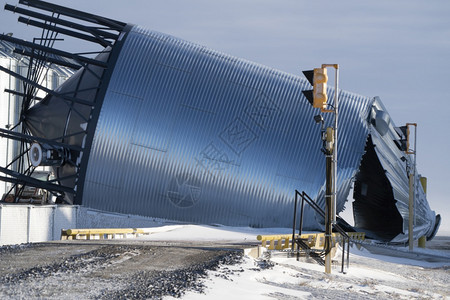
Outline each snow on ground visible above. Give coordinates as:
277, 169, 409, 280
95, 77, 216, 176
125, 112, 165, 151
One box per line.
163, 250, 449, 299
132, 225, 450, 299
138, 224, 291, 243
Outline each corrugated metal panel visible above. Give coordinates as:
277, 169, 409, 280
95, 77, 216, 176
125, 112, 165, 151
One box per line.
316, 90, 372, 208
370, 98, 437, 242
82, 25, 373, 229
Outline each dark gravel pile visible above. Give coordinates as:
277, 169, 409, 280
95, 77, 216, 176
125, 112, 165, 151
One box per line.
0, 243, 245, 299
100, 251, 243, 299
0, 243, 33, 255
0, 245, 133, 284
0, 242, 246, 299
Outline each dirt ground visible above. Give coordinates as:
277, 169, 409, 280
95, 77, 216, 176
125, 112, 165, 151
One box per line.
0, 241, 245, 299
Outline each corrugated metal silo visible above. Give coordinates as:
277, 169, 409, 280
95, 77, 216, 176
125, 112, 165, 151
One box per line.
0, 1, 440, 243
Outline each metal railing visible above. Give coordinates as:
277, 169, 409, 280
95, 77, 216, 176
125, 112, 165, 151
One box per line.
292, 190, 351, 273
61, 228, 148, 240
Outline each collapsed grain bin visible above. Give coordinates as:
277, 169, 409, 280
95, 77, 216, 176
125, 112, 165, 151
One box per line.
0, 0, 440, 243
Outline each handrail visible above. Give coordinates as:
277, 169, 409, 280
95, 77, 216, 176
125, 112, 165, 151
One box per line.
258, 232, 364, 250
293, 190, 352, 273
61, 228, 147, 240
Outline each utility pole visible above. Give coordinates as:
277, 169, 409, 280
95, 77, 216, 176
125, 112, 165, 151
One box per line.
320, 65, 339, 226
324, 126, 335, 273
405, 123, 417, 251
302, 64, 339, 274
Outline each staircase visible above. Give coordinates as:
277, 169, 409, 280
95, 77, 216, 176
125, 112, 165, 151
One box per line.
292, 190, 353, 272
294, 237, 326, 265
256, 231, 365, 267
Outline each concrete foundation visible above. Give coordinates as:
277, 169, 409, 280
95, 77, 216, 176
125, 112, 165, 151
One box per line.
0, 204, 78, 246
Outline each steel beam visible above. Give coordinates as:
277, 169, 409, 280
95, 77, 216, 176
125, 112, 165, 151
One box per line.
0, 169, 75, 194
0, 34, 108, 68
3, 88, 43, 100
13, 48, 81, 70
5, 4, 118, 40
0, 65, 95, 107
18, 17, 112, 47
19, 0, 126, 30
0, 128, 83, 152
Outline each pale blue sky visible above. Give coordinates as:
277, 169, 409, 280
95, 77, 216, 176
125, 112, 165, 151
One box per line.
1, 0, 449, 233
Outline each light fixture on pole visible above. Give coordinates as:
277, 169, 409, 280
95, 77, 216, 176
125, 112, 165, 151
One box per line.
303, 64, 339, 274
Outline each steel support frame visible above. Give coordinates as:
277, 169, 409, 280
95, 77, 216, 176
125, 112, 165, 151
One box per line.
5, 4, 118, 40
0, 0, 128, 204
13, 48, 82, 70
0, 34, 108, 68
18, 17, 112, 47
19, 0, 127, 30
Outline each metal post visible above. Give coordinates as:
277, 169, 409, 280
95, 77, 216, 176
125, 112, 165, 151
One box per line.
413, 125, 417, 227
341, 238, 345, 273
299, 192, 305, 235
321, 64, 339, 223
292, 191, 298, 254
418, 177, 427, 248
409, 173, 414, 250
319, 64, 339, 274
325, 153, 333, 274
333, 67, 339, 223
407, 123, 417, 251
298, 193, 305, 259
346, 237, 350, 269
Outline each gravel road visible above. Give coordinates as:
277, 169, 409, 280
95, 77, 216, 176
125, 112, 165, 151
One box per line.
1, 237, 448, 299
0, 241, 244, 299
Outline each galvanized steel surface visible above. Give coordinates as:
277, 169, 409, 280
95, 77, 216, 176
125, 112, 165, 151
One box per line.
82, 25, 373, 229
0, 2, 438, 241
370, 98, 436, 242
